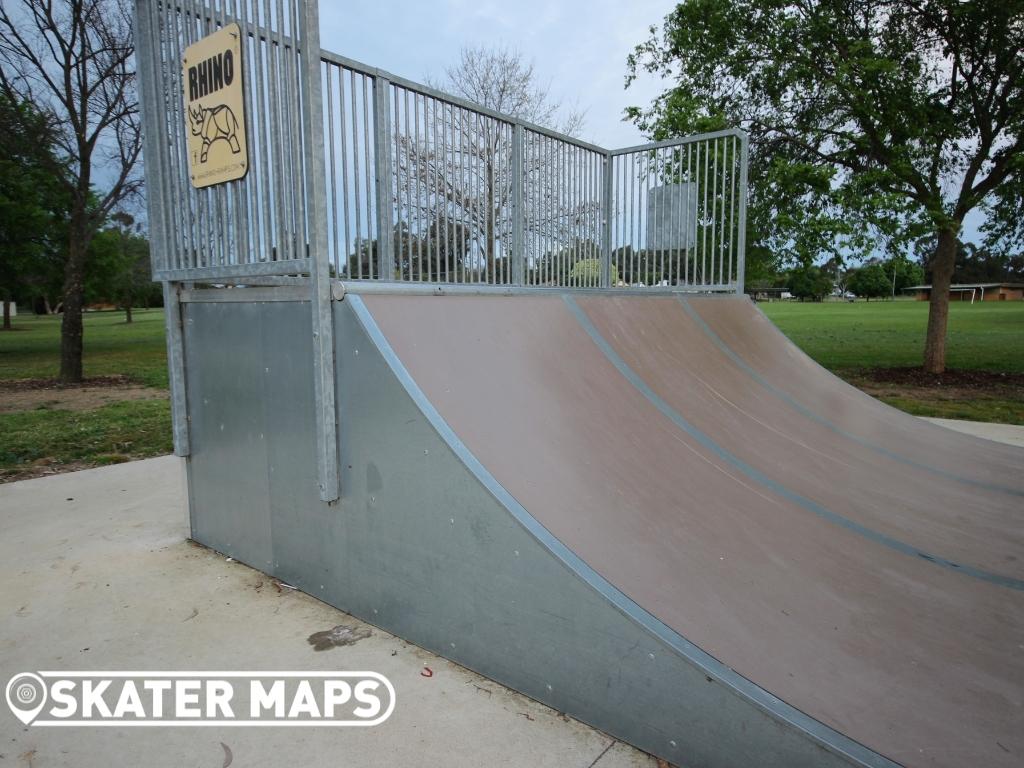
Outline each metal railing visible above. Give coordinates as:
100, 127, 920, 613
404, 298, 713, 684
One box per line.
135, 0, 750, 498
319, 49, 748, 292
137, 1, 747, 291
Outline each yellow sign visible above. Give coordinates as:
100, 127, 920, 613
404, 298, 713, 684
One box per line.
182, 23, 248, 189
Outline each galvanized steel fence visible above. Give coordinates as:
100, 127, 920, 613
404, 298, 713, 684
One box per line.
320, 50, 748, 291
138, 0, 747, 292
135, 0, 749, 498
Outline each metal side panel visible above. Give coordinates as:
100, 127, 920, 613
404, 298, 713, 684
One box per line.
183, 301, 307, 572
183, 297, 887, 768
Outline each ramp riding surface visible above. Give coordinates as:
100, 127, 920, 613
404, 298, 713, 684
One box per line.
359, 293, 1023, 768
182, 292, 1023, 768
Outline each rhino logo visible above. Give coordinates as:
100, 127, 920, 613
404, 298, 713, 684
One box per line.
188, 104, 241, 163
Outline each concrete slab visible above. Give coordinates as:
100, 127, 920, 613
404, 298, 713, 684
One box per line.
921, 417, 1024, 448
0, 457, 655, 768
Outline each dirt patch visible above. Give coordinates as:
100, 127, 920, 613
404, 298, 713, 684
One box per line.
841, 367, 1024, 402
854, 367, 1024, 390
837, 367, 1024, 425
0, 459, 98, 483
0, 376, 168, 413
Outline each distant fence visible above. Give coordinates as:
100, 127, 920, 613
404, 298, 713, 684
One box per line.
138, 0, 747, 292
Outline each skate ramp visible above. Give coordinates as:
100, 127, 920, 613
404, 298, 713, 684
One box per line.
686, 296, 1024, 490
182, 293, 1023, 768
358, 293, 1023, 768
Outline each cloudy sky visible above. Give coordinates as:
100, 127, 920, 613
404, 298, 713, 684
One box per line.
318, 0, 677, 151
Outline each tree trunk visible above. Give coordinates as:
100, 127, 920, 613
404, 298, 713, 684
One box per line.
59, 219, 88, 383
2, 297, 10, 330
125, 301, 132, 323
923, 225, 959, 374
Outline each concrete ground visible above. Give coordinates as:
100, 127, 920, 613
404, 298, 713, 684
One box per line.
921, 417, 1024, 448
2, 418, 1019, 767
0, 457, 655, 768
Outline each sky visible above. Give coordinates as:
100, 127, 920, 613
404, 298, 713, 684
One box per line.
317, 0, 677, 151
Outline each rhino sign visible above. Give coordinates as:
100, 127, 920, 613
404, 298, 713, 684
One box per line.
182, 24, 248, 188
189, 104, 242, 163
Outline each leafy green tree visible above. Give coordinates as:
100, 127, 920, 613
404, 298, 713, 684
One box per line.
918, 238, 1024, 284
882, 257, 924, 295
85, 214, 156, 321
627, 0, 1024, 372
0, 95, 66, 328
786, 264, 833, 301
848, 264, 891, 300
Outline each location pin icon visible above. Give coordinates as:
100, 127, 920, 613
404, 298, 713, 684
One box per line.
5, 673, 47, 725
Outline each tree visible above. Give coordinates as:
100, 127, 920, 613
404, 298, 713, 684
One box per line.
627, 0, 1024, 372
85, 213, 155, 321
882, 256, 924, 296
395, 46, 587, 284
847, 263, 891, 300
918, 238, 1024, 284
786, 264, 833, 301
0, 94, 66, 329
0, 0, 142, 380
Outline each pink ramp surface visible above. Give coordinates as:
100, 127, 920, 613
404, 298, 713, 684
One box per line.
364, 293, 1023, 768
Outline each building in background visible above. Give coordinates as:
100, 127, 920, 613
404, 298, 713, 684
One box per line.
903, 283, 1024, 302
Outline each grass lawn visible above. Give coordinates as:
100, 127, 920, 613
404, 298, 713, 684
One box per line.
761, 299, 1024, 424
0, 299, 1020, 482
0, 309, 168, 387
0, 309, 171, 480
760, 299, 1024, 372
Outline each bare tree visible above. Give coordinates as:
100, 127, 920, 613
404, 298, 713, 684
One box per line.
0, 0, 142, 382
391, 46, 597, 284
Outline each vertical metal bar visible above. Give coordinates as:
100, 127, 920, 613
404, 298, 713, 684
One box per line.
729, 135, 737, 286
326, 65, 339, 271
430, 97, 439, 281
413, 92, 421, 280
443, 101, 451, 282
404, 88, 412, 280
373, 75, 393, 280
297, 0, 339, 502
338, 68, 351, 274
282, 0, 301, 261
361, 75, 373, 277
601, 151, 612, 287
349, 71, 362, 275
135, 0, 189, 455
251, 0, 272, 264
736, 131, 749, 295
265, 0, 285, 260
158, 2, 185, 271
393, 87, 402, 279
718, 138, 727, 285
510, 122, 524, 286
702, 139, 709, 284
712, 137, 720, 286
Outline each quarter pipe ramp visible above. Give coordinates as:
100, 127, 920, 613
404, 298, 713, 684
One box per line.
182, 292, 1023, 768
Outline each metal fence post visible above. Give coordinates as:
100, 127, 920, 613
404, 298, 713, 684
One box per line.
135, 0, 190, 456
601, 152, 614, 288
735, 131, 749, 296
511, 123, 524, 286
298, 0, 340, 502
373, 75, 393, 280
